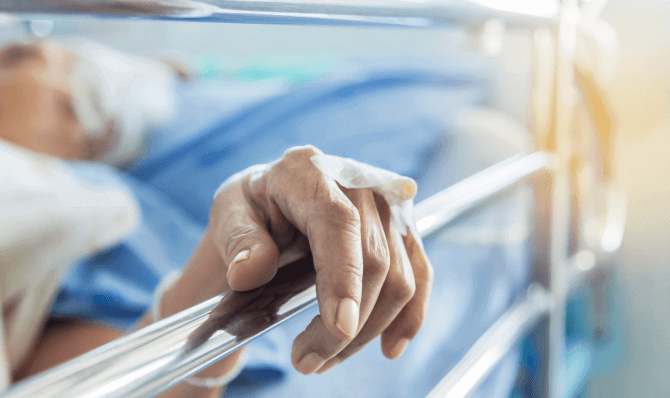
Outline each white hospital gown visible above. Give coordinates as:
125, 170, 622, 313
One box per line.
0, 139, 138, 388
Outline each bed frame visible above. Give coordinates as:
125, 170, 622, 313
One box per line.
0, 1, 623, 397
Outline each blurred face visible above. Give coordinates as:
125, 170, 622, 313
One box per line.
0, 41, 98, 160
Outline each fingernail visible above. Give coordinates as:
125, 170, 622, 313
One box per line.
388, 338, 410, 359
227, 249, 250, 279
336, 298, 359, 338
297, 353, 325, 375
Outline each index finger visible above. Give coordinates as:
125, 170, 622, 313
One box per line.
261, 146, 364, 341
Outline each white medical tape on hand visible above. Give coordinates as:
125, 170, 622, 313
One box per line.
310, 153, 419, 238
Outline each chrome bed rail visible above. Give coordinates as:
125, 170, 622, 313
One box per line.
425, 249, 602, 398
0, 0, 559, 28
0, 152, 552, 398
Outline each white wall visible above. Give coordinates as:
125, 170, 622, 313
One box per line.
587, 0, 670, 396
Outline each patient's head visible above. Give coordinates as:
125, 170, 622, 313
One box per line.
0, 39, 181, 164
0, 41, 98, 160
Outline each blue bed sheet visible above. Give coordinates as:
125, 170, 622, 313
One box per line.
52, 57, 530, 398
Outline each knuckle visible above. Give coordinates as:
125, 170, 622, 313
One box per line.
331, 199, 361, 226
365, 251, 390, 278
386, 273, 416, 303
267, 148, 323, 209
310, 197, 361, 234
363, 230, 390, 276
281, 145, 320, 163
306, 198, 362, 243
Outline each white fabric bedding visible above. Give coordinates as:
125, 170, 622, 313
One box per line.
0, 139, 138, 386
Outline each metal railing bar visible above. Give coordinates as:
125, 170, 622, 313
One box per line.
414, 151, 556, 238
0, 151, 552, 398
0, 0, 560, 28
424, 247, 602, 398
425, 286, 553, 398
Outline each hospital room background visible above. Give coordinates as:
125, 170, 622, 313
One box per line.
0, 0, 669, 397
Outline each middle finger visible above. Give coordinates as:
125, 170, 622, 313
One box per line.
316, 193, 415, 373
291, 187, 390, 374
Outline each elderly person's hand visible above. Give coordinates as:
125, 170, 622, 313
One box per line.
166, 145, 433, 376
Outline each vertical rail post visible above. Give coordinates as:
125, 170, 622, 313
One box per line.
522, 21, 556, 398
525, 171, 553, 398
547, 3, 580, 398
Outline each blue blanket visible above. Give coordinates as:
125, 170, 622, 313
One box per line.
53, 57, 530, 398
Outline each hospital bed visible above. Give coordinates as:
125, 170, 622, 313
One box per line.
0, 1, 625, 397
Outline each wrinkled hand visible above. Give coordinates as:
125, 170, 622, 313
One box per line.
208, 145, 433, 375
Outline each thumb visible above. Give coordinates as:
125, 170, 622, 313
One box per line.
210, 185, 280, 292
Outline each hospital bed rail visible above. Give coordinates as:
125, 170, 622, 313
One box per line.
2, 0, 560, 29
0, 151, 553, 398
0, 1, 620, 397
